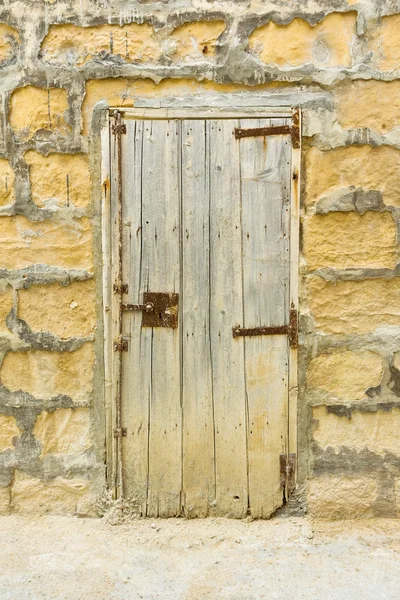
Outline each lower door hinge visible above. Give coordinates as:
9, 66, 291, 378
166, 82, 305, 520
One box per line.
280, 453, 296, 493
288, 307, 298, 348
113, 339, 128, 352
114, 427, 127, 438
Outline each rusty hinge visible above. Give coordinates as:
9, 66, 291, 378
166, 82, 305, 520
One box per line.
113, 339, 128, 352
232, 308, 298, 347
112, 123, 126, 135
288, 307, 298, 348
233, 325, 288, 338
234, 115, 300, 149
114, 427, 127, 438
121, 302, 154, 313
280, 453, 296, 493
113, 283, 128, 294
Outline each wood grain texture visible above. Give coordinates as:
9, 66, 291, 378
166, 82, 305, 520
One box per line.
181, 120, 216, 517
239, 118, 291, 517
209, 119, 248, 518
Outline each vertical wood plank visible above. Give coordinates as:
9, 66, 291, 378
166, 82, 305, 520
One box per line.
101, 119, 114, 492
141, 119, 182, 517
239, 118, 291, 517
181, 120, 215, 517
120, 120, 151, 514
288, 109, 301, 477
209, 119, 248, 518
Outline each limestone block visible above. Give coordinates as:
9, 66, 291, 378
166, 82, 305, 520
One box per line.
336, 81, 400, 133
18, 280, 96, 339
305, 146, 400, 208
0, 23, 19, 62
41, 23, 162, 66
394, 352, 400, 371
307, 475, 378, 519
170, 21, 225, 62
0, 215, 93, 271
1, 343, 94, 402
307, 350, 383, 400
0, 287, 13, 335
12, 471, 89, 515
303, 212, 397, 270
25, 151, 91, 208
33, 408, 91, 455
0, 414, 20, 451
313, 406, 400, 456
0, 159, 14, 206
307, 277, 400, 334
368, 15, 400, 73
248, 12, 356, 68
9, 86, 70, 139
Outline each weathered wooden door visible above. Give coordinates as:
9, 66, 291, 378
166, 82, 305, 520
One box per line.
108, 113, 298, 518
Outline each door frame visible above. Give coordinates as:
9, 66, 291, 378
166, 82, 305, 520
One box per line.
100, 100, 301, 502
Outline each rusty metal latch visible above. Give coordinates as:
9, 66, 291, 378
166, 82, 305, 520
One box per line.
120, 292, 179, 329
234, 110, 300, 149
121, 302, 155, 313
233, 308, 298, 348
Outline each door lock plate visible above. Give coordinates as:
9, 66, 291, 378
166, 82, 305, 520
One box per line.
141, 292, 179, 328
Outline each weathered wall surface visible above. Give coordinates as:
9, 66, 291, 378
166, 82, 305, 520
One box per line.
0, 0, 399, 518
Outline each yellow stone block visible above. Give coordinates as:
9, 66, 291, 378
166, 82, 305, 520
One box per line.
33, 408, 91, 455
1, 343, 94, 401
0, 23, 19, 62
25, 151, 91, 208
307, 475, 378, 519
9, 86, 70, 138
336, 80, 400, 132
308, 350, 383, 400
307, 277, 400, 334
303, 212, 397, 270
18, 280, 96, 339
313, 406, 400, 455
0, 286, 13, 335
0, 414, 20, 451
0, 215, 93, 271
0, 486, 11, 515
12, 471, 89, 515
394, 352, 400, 371
305, 146, 400, 208
0, 159, 14, 206
41, 23, 161, 66
368, 15, 400, 73
248, 12, 356, 68
170, 21, 225, 62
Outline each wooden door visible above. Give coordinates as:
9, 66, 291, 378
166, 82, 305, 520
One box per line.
111, 116, 295, 518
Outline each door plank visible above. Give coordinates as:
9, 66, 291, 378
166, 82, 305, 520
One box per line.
181, 120, 215, 517
120, 120, 151, 514
239, 118, 291, 517
141, 120, 182, 517
209, 119, 248, 518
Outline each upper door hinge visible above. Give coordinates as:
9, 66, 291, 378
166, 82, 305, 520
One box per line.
112, 123, 126, 135
234, 110, 300, 149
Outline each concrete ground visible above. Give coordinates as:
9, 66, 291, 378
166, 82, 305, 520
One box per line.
1, 515, 400, 600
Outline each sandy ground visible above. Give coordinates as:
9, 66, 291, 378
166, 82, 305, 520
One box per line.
1, 515, 400, 600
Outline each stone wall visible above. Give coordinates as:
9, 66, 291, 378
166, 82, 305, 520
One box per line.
0, 0, 399, 518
